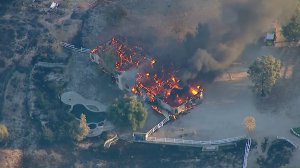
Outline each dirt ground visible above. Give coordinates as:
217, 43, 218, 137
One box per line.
1, 0, 300, 167
153, 46, 300, 167
0, 0, 98, 167
0, 149, 22, 168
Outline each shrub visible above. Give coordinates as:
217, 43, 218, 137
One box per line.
0, 124, 9, 140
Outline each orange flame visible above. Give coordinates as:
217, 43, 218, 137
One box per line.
190, 87, 198, 95
93, 36, 204, 118
151, 105, 163, 114
150, 59, 156, 65
91, 48, 97, 54
131, 86, 136, 92
189, 85, 203, 96
176, 94, 183, 104
146, 72, 150, 77
94, 36, 148, 72
170, 114, 177, 120
171, 76, 176, 82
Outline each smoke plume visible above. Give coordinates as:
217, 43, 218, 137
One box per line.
99, 0, 297, 81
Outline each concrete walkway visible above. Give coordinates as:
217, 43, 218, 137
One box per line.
87, 121, 114, 137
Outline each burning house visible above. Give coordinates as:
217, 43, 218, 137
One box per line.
131, 68, 203, 115
160, 85, 203, 114
89, 36, 147, 91
90, 37, 203, 117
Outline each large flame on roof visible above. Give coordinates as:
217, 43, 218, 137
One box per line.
190, 87, 198, 95
189, 85, 202, 96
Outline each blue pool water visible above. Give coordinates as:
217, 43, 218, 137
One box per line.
70, 104, 107, 123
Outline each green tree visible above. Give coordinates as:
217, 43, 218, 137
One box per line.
70, 113, 89, 142
108, 96, 148, 131
282, 11, 300, 41
79, 113, 90, 139
0, 124, 9, 141
248, 56, 281, 96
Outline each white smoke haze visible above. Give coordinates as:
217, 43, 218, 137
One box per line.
100, 0, 297, 80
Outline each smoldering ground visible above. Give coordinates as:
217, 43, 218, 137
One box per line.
98, 0, 297, 81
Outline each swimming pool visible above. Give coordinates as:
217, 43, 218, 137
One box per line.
70, 104, 107, 123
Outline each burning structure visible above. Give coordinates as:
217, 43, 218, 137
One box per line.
132, 68, 203, 115
89, 37, 203, 117
89, 36, 149, 90
89, 36, 146, 76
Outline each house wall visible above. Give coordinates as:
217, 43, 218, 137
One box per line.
90, 53, 117, 75
191, 92, 203, 106
157, 92, 203, 114
157, 99, 186, 114
89, 53, 102, 65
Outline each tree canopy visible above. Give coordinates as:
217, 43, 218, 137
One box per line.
0, 124, 9, 141
247, 56, 281, 96
282, 11, 300, 41
108, 96, 148, 131
42, 111, 90, 143
69, 113, 89, 142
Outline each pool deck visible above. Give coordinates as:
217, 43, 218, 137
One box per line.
61, 91, 113, 137
88, 121, 115, 137
61, 91, 107, 112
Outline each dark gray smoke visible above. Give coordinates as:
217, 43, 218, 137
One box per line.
97, 0, 297, 81
181, 0, 297, 78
